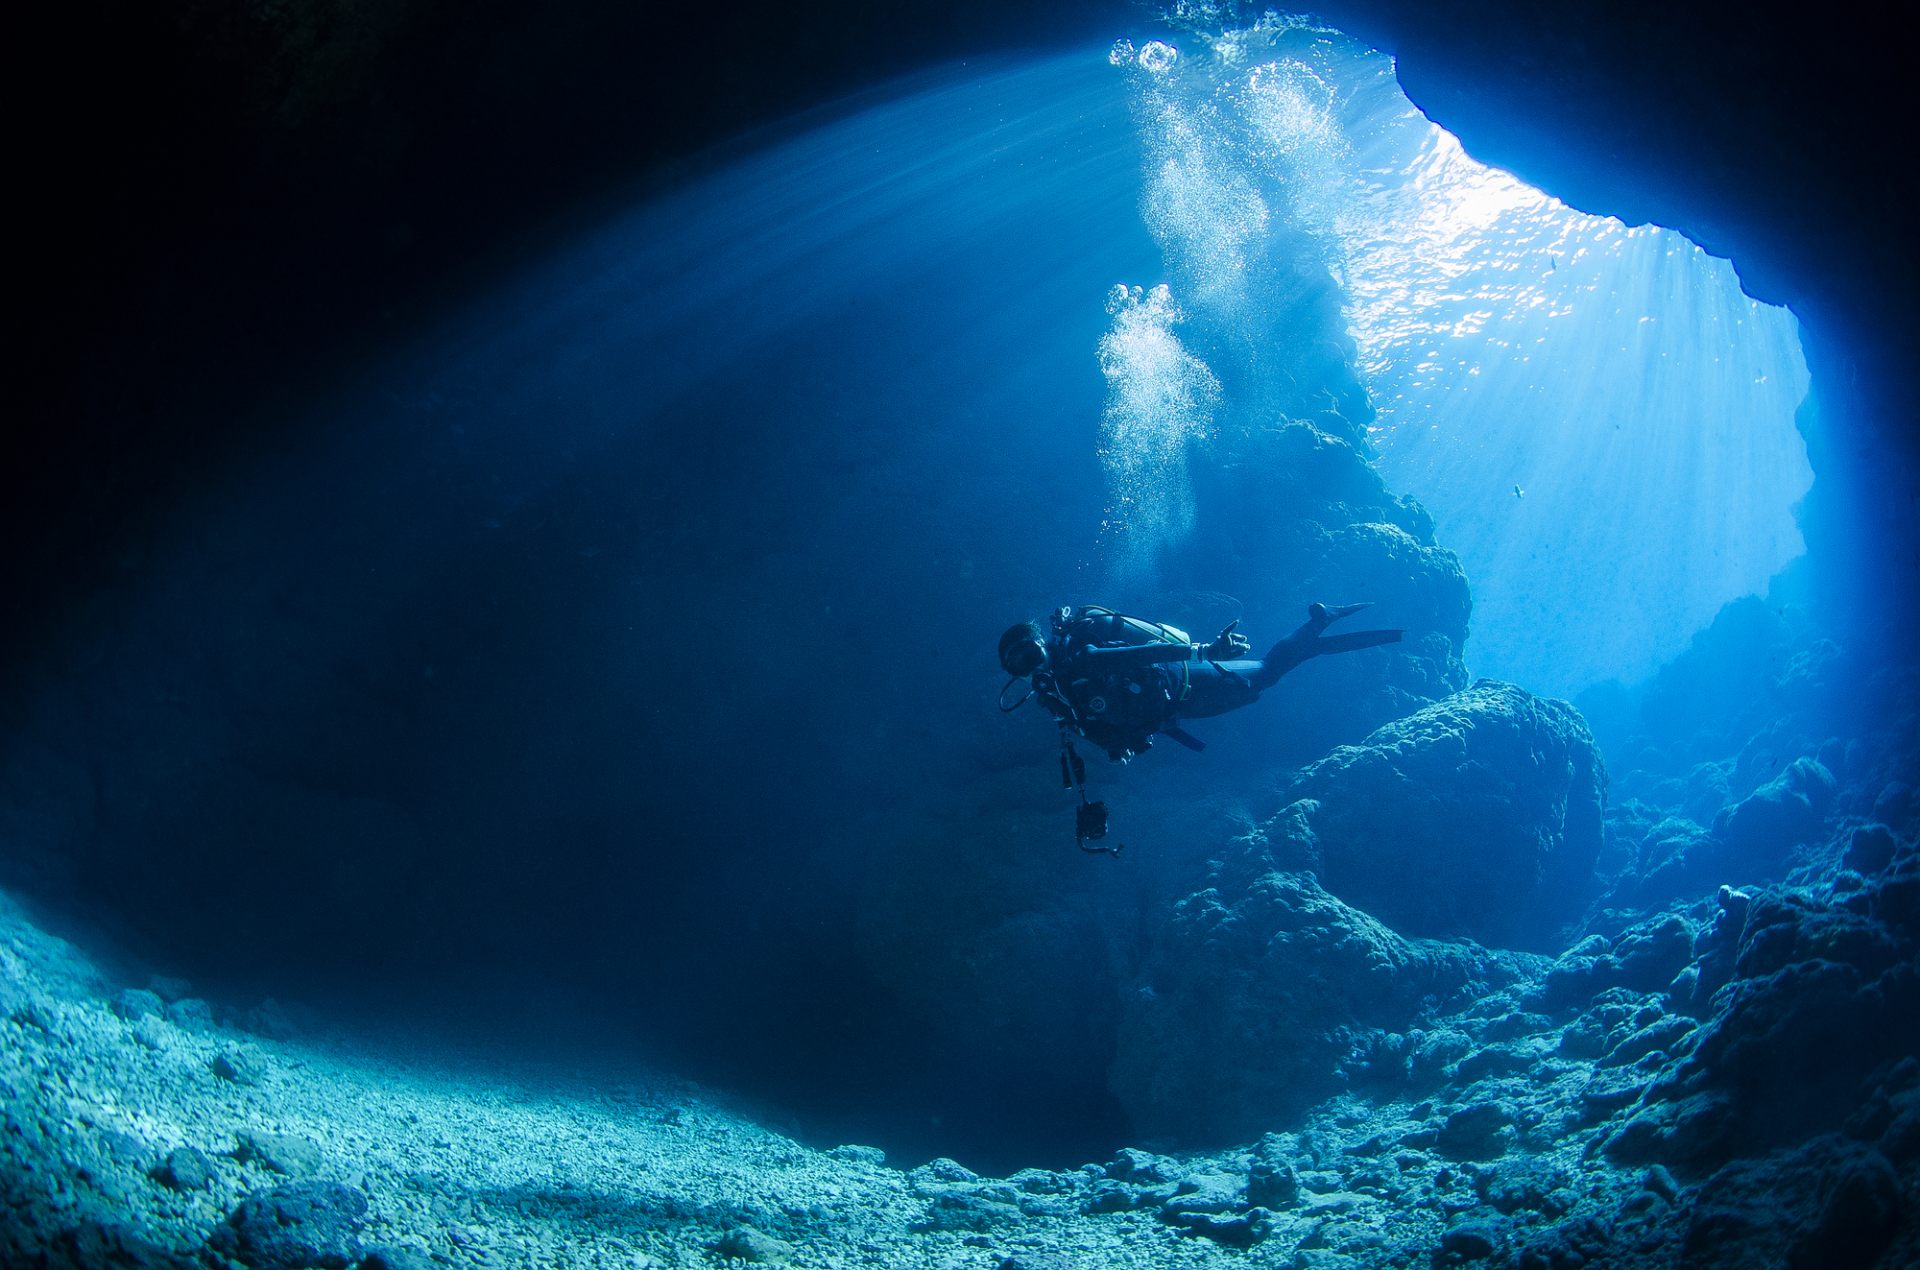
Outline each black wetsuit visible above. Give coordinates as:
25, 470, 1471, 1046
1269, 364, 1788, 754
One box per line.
1034, 604, 1401, 760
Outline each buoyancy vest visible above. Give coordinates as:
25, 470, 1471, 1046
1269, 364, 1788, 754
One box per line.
1035, 606, 1196, 760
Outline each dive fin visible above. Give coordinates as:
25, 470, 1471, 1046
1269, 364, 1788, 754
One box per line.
1160, 723, 1207, 752
1308, 601, 1373, 629
1315, 629, 1403, 655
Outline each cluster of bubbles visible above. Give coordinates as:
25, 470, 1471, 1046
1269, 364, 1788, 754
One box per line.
1135, 31, 1351, 302
1141, 106, 1270, 306
1091, 19, 1353, 578
1236, 59, 1346, 233
1096, 284, 1220, 572
1109, 38, 1181, 73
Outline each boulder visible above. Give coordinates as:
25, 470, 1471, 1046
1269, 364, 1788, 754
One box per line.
1873, 782, 1917, 834
1434, 1102, 1514, 1160
40, 1220, 194, 1270
167, 998, 214, 1029
210, 1051, 258, 1086
356, 1249, 437, 1270
1689, 946, 1916, 1152
1614, 880, 1920, 1167
1711, 757, 1835, 862
146, 975, 193, 1002
1678, 1137, 1903, 1270
1278, 680, 1606, 948
1844, 823, 1899, 876
234, 1131, 324, 1179
152, 1146, 215, 1192
711, 1227, 794, 1263
111, 988, 164, 1021
1624, 818, 1726, 906
1302, 521, 1472, 691
1244, 1134, 1301, 1209
1110, 855, 1492, 1143
1438, 1221, 1500, 1261
206, 1181, 367, 1270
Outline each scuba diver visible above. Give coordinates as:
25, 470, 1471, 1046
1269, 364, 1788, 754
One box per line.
997, 603, 1402, 853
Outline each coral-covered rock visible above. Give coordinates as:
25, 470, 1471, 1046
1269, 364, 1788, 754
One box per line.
1874, 853, 1920, 933
1844, 823, 1900, 875
1623, 818, 1722, 906
1438, 1220, 1501, 1260
357, 1249, 436, 1270
1110, 849, 1495, 1143
1678, 1137, 1904, 1270
1873, 783, 1918, 835
1542, 910, 1703, 1010
1711, 756, 1835, 863
1277, 680, 1607, 949
1166, 419, 1474, 761
1435, 1101, 1515, 1160
1244, 1135, 1301, 1209
234, 1131, 324, 1179
1611, 913, 1698, 993
711, 1226, 795, 1263
1617, 879, 1920, 1168
1303, 520, 1472, 686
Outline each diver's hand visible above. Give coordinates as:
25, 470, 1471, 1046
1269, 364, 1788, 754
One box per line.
1205, 620, 1251, 660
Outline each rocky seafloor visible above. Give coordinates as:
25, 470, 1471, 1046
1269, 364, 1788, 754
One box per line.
5, 644, 1919, 1269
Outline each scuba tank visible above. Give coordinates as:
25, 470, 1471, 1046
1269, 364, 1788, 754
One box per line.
1043, 605, 1192, 760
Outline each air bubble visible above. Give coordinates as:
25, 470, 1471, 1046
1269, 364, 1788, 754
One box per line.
1108, 39, 1136, 67
1138, 41, 1179, 73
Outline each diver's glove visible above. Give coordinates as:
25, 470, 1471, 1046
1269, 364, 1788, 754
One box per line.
1204, 620, 1251, 660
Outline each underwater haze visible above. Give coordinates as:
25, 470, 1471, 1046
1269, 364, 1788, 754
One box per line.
3, 10, 1916, 1270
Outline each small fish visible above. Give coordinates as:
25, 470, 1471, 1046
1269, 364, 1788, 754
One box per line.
1513, 484, 1525, 499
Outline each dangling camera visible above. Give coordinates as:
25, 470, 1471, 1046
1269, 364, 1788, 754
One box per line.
1076, 799, 1110, 842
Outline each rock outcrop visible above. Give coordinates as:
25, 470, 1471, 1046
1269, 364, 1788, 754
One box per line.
1279, 680, 1607, 949
1111, 826, 1513, 1143
1111, 681, 1609, 1140
1597, 853, 1920, 1173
